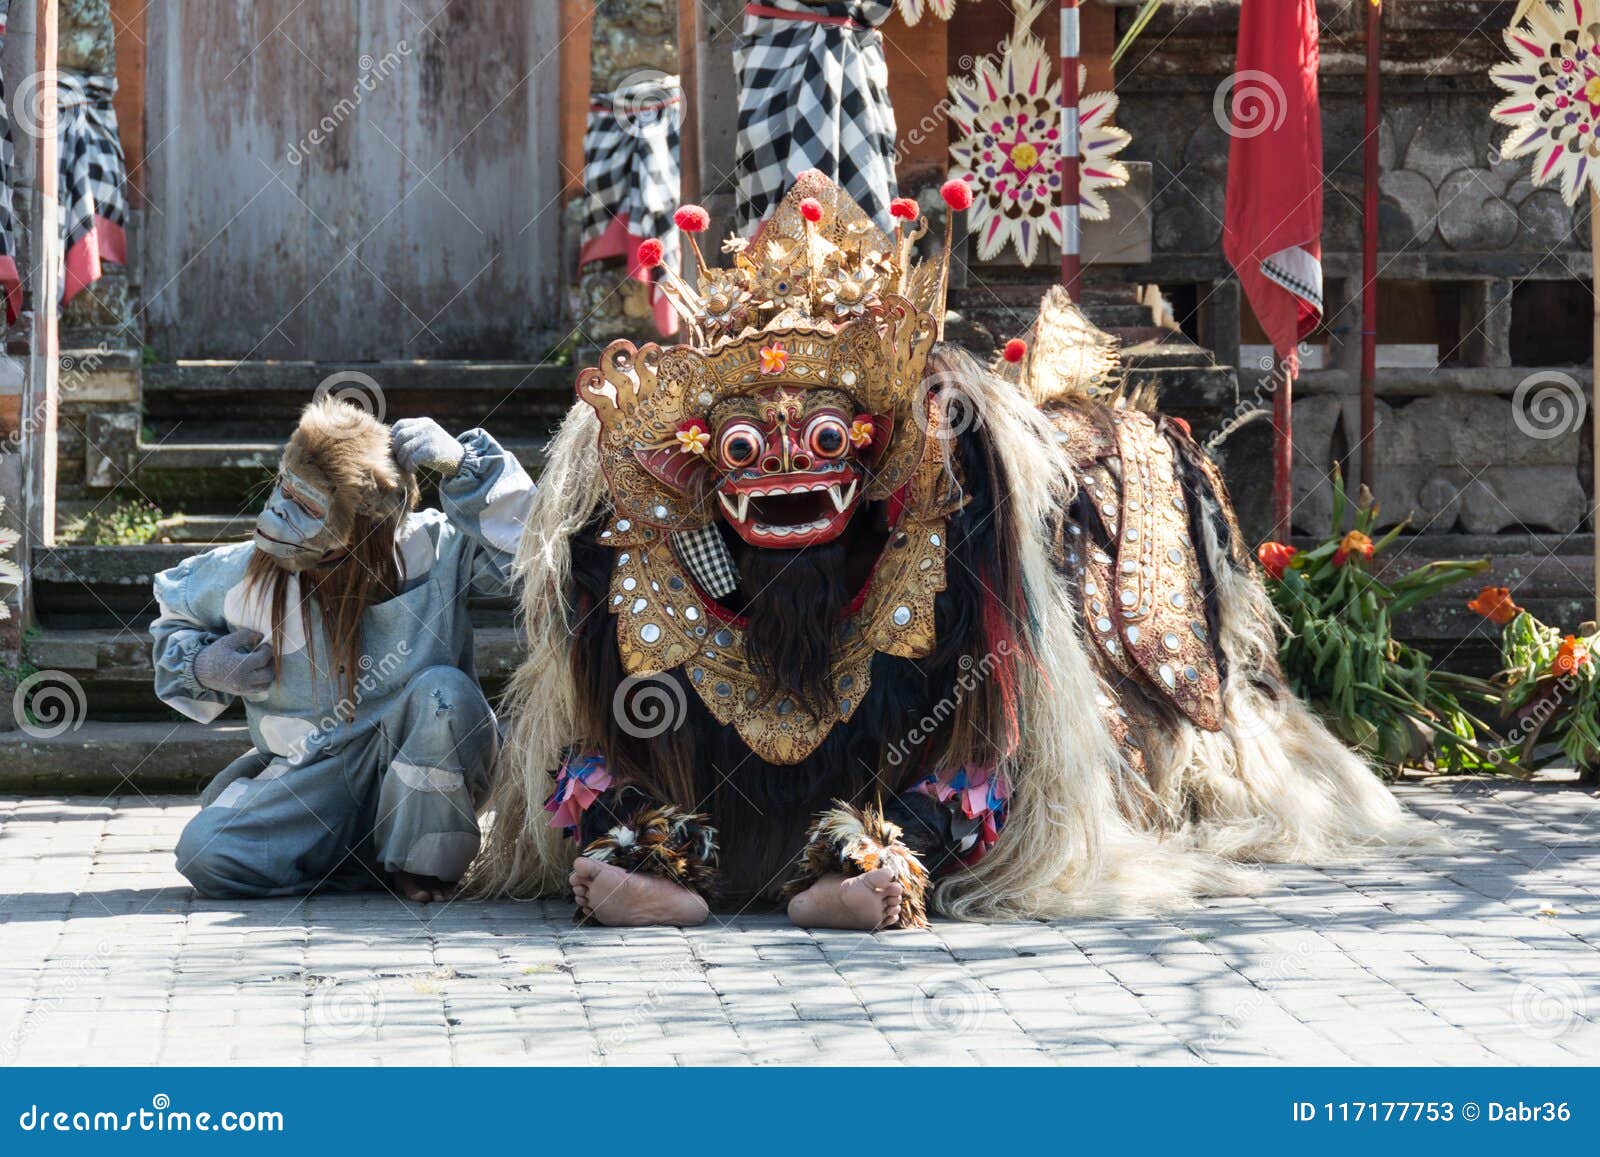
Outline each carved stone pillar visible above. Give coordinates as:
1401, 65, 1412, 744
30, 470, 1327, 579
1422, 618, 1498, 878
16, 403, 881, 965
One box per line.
572, 0, 682, 348
58, 0, 116, 72
52, 0, 142, 525
57, 0, 134, 347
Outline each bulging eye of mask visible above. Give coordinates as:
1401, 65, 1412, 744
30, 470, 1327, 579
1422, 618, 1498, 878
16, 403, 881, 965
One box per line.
253, 472, 347, 572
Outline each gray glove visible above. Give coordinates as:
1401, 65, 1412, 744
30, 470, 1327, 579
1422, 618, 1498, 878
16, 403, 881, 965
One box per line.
390, 418, 465, 477
193, 629, 275, 697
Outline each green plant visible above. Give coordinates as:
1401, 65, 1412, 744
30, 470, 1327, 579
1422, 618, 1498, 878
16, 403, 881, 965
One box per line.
1111, 0, 1165, 67
1258, 470, 1503, 773
542, 330, 581, 367
0, 494, 21, 621
0, 627, 41, 685
63, 497, 167, 546
1469, 586, 1599, 773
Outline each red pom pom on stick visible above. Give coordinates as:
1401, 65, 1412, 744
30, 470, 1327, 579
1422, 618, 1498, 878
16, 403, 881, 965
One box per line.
889, 197, 919, 221
636, 238, 664, 268
932, 178, 973, 341
673, 204, 710, 233
940, 178, 974, 212
1002, 338, 1027, 364
673, 205, 711, 275
799, 197, 824, 223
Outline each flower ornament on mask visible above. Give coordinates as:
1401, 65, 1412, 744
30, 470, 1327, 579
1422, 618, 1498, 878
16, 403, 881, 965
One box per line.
849, 414, 876, 449
758, 343, 789, 374
675, 418, 711, 456
821, 259, 884, 319
696, 268, 755, 328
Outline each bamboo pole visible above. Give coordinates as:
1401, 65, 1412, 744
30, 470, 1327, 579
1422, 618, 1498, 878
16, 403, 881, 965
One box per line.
1059, 0, 1082, 299
25, 0, 60, 558
1359, 0, 1382, 492
678, 0, 700, 206
1273, 364, 1293, 542
1592, 186, 1599, 621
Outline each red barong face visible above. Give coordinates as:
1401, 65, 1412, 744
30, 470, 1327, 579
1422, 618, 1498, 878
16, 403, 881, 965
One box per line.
706, 386, 871, 548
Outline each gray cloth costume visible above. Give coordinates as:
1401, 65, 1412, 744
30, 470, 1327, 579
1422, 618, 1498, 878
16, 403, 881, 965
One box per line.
152, 429, 534, 897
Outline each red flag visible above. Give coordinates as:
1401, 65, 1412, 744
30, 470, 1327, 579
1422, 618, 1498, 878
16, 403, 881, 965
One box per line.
1223, 0, 1323, 375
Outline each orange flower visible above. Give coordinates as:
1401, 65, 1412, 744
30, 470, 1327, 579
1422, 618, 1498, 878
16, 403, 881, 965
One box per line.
849, 415, 876, 449
1256, 541, 1298, 580
1467, 585, 1522, 625
758, 343, 788, 375
1332, 530, 1375, 567
675, 419, 710, 455
1552, 635, 1589, 678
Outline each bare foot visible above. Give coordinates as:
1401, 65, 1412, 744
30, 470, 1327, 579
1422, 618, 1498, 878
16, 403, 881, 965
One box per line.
391, 870, 455, 903
569, 857, 709, 926
787, 868, 903, 930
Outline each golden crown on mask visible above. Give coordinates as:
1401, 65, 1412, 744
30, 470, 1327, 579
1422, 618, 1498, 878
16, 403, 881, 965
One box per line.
577, 170, 973, 532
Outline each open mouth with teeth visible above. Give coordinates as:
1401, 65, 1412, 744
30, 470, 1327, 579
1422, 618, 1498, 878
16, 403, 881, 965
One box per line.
715, 463, 863, 548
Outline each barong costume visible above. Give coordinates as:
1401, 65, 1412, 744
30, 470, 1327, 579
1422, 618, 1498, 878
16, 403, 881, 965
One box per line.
474, 173, 1412, 926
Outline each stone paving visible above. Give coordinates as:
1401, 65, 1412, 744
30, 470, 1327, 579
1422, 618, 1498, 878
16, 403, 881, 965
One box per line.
1, 778, 1597, 1066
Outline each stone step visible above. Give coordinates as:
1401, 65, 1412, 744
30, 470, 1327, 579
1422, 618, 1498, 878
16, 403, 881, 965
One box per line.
29, 544, 516, 627
22, 623, 525, 719
28, 624, 524, 685
138, 436, 548, 469
131, 436, 551, 514
0, 720, 252, 792
153, 513, 258, 544
134, 361, 572, 513
948, 281, 1158, 332
142, 359, 576, 426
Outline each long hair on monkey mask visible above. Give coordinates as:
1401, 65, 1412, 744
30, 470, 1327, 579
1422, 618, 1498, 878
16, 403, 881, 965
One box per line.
245, 396, 417, 703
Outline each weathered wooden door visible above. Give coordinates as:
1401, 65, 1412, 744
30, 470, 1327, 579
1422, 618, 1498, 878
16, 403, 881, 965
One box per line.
143, 1, 561, 360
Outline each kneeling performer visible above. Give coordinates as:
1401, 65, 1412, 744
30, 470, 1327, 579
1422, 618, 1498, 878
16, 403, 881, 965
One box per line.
155, 398, 533, 901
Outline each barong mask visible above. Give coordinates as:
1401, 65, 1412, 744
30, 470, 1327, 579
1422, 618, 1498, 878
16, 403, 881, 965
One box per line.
574, 172, 965, 764
706, 386, 875, 548
252, 398, 418, 573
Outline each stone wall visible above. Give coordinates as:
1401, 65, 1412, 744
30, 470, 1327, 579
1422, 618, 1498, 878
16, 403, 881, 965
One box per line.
567, 0, 681, 349
1116, 0, 1591, 539
54, 0, 143, 530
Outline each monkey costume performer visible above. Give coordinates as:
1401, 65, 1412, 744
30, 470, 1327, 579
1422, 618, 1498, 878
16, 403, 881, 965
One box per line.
473, 172, 1415, 929
155, 400, 534, 901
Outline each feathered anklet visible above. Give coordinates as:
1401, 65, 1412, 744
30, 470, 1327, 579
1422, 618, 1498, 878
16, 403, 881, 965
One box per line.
785, 803, 931, 929
580, 805, 719, 899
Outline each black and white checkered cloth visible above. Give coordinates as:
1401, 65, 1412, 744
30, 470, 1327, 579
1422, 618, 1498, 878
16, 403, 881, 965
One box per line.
672, 525, 739, 599
579, 73, 682, 273
733, 0, 899, 235
57, 70, 128, 292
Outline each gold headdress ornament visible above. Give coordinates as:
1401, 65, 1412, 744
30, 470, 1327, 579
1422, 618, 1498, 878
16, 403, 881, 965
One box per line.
575, 170, 968, 533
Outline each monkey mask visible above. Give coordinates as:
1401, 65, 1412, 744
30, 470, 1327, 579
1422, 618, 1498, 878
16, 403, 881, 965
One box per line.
252, 396, 418, 572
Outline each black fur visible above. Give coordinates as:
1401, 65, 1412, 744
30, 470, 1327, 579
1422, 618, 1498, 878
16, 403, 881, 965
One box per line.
564, 408, 1014, 910
731, 532, 854, 716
